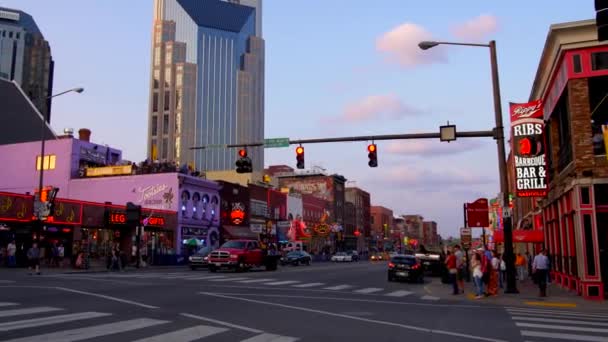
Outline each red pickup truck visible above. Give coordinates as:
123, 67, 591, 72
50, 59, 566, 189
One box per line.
207, 239, 278, 272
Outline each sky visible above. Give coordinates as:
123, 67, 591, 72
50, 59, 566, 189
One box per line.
3, 0, 595, 238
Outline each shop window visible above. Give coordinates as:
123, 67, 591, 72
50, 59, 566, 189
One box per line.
583, 214, 596, 277
581, 187, 591, 205
594, 184, 608, 205
589, 75, 608, 156
591, 51, 608, 71
192, 192, 200, 219
181, 190, 190, 217
36, 155, 56, 170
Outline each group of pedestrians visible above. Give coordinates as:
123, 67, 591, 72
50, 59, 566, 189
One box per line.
1, 240, 65, 270
445, 246, 551, 298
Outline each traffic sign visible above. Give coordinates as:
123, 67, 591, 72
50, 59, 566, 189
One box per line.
264, 138, 290, 148
460, 227, 472, 249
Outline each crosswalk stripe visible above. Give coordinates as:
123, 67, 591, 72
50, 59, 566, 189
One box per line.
420, 295, 440, 301
0, 303, 18, 307
194, 275, 228, 280
209, 277, 251, 282
292, 282, 325, 288
239, 332, 299, 342
265, 281, 300, 286
354, 288, 383, 294
512, 316, 608, 327
385, 290, 413, 297
516, 322, 608, 334
0, 312, 111, 331
324, 285, 352, 290
507, 309, 608, 320
130, 325, 228, 342
0, 307, 62, 318
1, 318, 169, 342
506, 307, 608, 318
239, 278, 277, 283
521, 330, 608, 341
185, 276, 221, 280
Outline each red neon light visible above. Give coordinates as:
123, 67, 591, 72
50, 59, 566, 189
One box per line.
238, 149, 247, 158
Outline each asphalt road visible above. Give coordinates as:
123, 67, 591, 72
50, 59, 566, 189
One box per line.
1, 261, 606, 342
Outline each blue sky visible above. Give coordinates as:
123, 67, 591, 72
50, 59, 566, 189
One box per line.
4, 0, 594, 237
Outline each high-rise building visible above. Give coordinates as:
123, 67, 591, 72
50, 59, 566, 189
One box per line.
0, 7, 54, 120
148, 0, 264, 172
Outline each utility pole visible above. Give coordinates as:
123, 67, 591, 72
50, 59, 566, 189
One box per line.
126, 202, 142, 269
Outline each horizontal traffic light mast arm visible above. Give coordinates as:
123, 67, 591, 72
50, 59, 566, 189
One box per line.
190, 129, 496, 149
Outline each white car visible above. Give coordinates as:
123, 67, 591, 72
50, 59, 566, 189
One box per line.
331, 252, 353, 262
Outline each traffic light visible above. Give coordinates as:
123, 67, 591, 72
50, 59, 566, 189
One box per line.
596, 0, 608, 41
367, 144, 378, 167
236, 149, 252, 173
296, 146, 305, 169
126, 202, 142, 225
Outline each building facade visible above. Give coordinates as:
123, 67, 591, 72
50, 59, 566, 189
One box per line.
345, 187, 371, 251
370, 206, 393, 241
516, 20, 608, 300
148, 0, 264, 171
0, 7, 54, 119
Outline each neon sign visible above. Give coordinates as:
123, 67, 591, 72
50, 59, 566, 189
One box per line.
108, 213, 166, 226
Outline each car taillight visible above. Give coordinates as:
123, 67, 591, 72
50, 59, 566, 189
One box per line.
388, 262, 395, 268
412, 264, 420, 270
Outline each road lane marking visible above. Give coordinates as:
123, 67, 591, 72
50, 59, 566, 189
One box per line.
55, 287, 159, 309
512, 316, 608, 326
292, 282, 325, 288
385, 290, 413, 297
507, 308, 608, 320
0, 280, 15, 284
0, 307, 62, 318
185, 276, 223, 280
131, 325, 228, 342
209, 277, 251, 282
521, 330, 607, 341
239, 278, 277, 283
324, 285, 352, 290
0, 302, 18, 307
523, 301, 577, 308
200, 292, 506, 342
0, 312, 111, 331
265, 280, 300, 286
516, 322, 608, 334
180, 313, 263, 333
191, 275, 229, 280
354, 288, 383, 294
421, 295, 440, 301
1, 318, 169, 342
239, 333, 299, 342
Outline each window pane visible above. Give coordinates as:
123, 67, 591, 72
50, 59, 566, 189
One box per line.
161, 138, 168, 159
573, 54, 582, 73
591, 52, 608, 71
49, 155, 56, 170
153, 69, 160, 89
153, 93, 159, 112
154, 47, 161, 66
582, 187, 591, 204
163, 114, 169, 135
164, 91, 170, 111
583, 214, 596, 276
151, 115, 158, 136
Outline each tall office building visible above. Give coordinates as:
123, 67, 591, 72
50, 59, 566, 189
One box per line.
148, 0, 264, 172
0, 7, 54, 120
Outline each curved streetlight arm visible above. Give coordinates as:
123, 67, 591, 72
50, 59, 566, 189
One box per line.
418, 41, 490, 50
47, 87, 84, 99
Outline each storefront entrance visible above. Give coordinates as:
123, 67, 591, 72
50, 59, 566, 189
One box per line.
597, 212, 608, 297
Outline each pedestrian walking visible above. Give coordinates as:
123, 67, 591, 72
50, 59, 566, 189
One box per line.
488, 251, 500, 296
445, 250, 459, 295
57, 244, 65, 267
499, 254, 506, 289
7, 240, 16, 267
27, 243, 41, 275
533, 249, 550, 297
471, 253, 484, 299
515, 253, 527, 281
454, 245, 465, 294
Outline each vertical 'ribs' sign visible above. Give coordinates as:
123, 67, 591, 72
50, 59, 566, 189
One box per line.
510, 99, 548, 197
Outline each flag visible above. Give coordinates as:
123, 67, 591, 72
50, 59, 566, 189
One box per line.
602, 124, 608, 160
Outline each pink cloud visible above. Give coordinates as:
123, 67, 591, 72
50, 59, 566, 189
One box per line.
451, 14, 499, 41
385, 139, 483, 157
338, 94, 421, 123
376, 23, 446, 68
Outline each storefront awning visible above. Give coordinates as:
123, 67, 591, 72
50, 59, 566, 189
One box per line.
493, 230, 544, 243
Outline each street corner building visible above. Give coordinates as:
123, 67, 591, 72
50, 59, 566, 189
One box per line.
508, 19, 608, 300
0, 128, 221, 267
148, 0, 264, 172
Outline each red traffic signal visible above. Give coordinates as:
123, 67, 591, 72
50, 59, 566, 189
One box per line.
238, 149, 247, 158
296, 146, 304, 155
368, 144, 378, 167
296, 146, 305, 169
367, 144, 376, 153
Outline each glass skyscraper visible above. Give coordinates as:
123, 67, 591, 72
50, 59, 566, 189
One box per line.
148, 0, 264, 172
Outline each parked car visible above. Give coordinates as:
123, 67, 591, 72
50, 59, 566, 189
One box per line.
207, 240, 279, 272
331, 252, 353, 262
281, 250, 312, 266
387, 254, 424, 283
347, 250, 359, 262
188, 246, 213, 270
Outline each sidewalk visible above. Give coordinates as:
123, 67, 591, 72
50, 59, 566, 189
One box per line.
425, 277, 608, 311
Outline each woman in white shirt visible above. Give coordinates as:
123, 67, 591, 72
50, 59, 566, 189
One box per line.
471, 253, 484, 299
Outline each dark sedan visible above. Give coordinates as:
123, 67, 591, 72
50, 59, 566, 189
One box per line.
281, 251, 312, 266
188, 246, 213, 270
387, 255, 424, 283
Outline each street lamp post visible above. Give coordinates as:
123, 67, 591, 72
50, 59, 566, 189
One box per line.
36, 87, 84, 222
419, 40, 518, 294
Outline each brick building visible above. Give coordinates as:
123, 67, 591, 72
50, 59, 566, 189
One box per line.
370, 206, 393, 242
513, 19, 608, 300
345, 187, 371, 252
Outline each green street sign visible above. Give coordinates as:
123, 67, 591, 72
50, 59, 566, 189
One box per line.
264, 138, 290, 148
